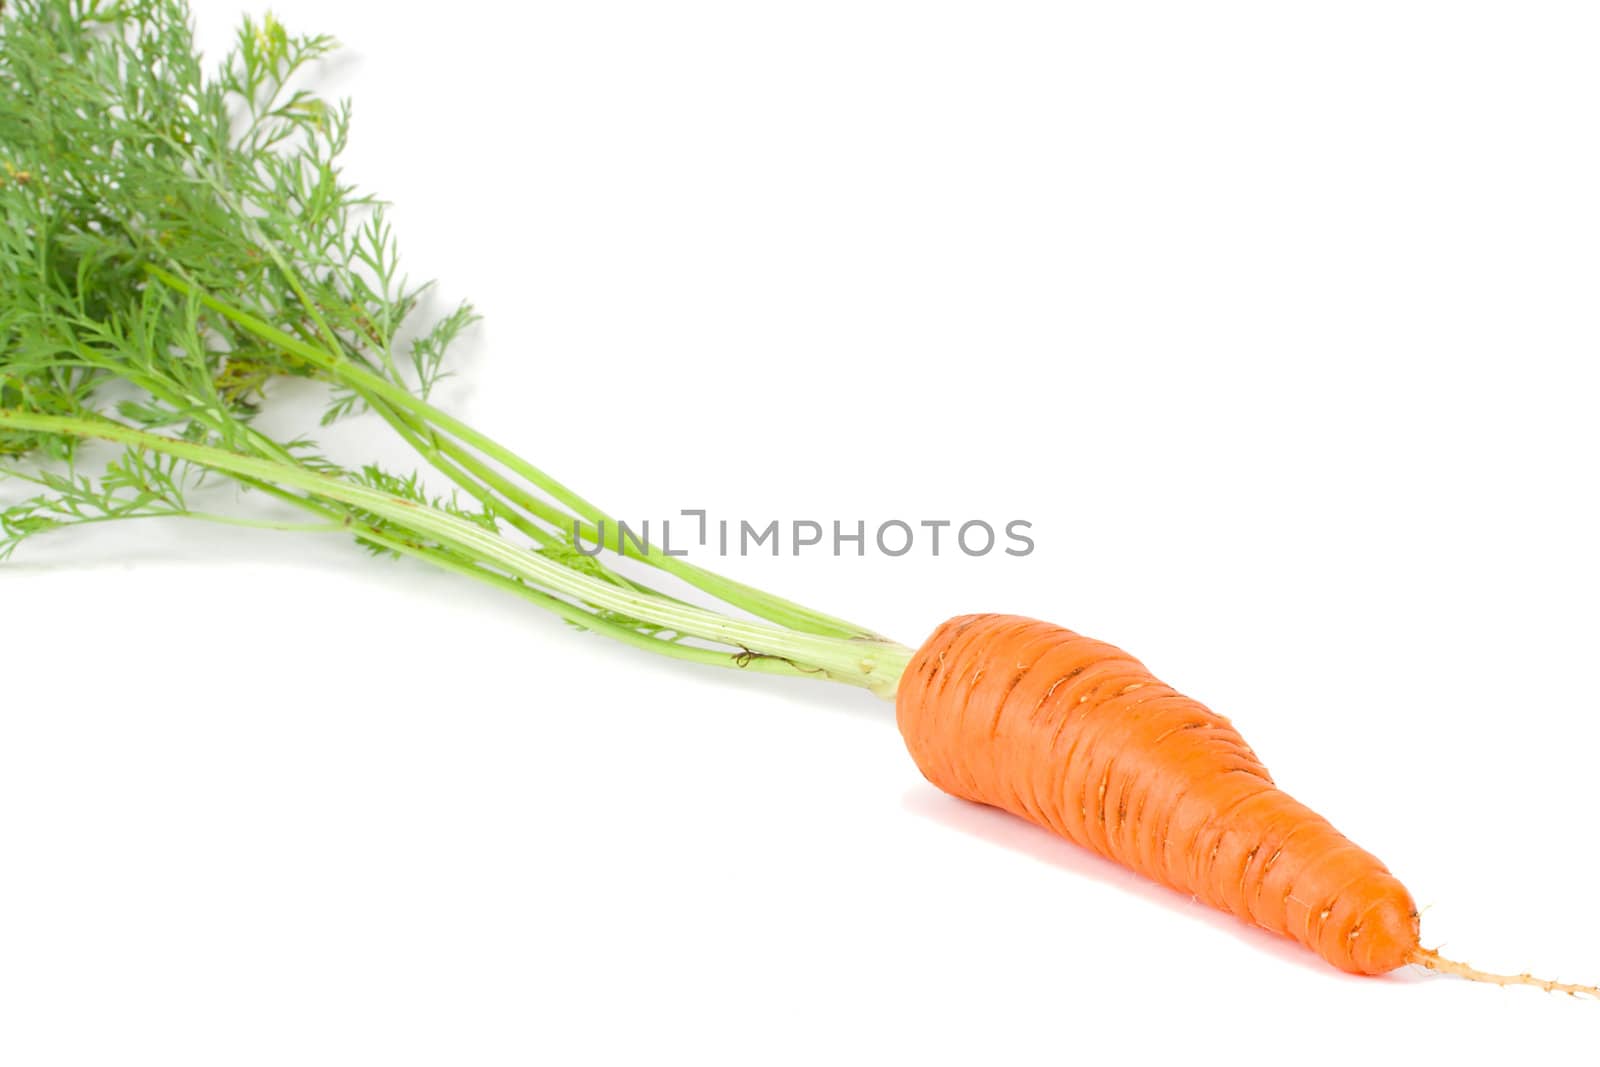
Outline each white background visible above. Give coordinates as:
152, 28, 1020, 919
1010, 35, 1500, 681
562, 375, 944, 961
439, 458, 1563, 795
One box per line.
4, 1, 1599, 1063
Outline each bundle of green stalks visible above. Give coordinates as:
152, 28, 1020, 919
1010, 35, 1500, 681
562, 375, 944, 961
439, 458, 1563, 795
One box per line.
0, 0, 915, 692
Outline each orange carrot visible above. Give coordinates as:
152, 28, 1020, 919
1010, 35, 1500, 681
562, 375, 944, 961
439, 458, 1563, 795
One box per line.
4, 2, 1590, 999
897, 615, 1596, 990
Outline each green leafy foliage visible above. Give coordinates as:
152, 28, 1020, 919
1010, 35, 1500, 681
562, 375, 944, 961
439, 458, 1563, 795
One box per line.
0, 0, 475, 552
0, 0, 902, 689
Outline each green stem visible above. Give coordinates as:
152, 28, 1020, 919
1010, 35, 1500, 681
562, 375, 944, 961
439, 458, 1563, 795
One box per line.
25, 509, 349, 534
248, 286, 736, 609
0, 409, 912, 696
145, 264, 878, 640
181, 511, 346, 533
355, 527, 840, 684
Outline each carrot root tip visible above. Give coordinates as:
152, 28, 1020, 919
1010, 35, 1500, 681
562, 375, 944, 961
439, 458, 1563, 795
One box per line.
1410, 947, 1600, 999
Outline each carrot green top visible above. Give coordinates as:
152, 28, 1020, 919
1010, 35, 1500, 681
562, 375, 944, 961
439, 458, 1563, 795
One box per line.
0, 0, 912, 695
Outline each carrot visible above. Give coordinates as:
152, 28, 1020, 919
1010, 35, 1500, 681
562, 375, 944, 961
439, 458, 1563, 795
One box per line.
898, 615, 1597, 990
3, 1, 1593, 998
